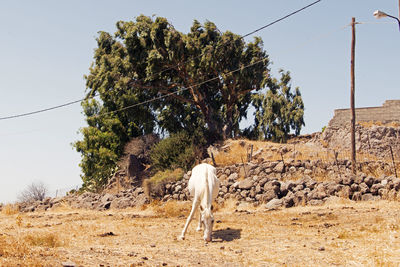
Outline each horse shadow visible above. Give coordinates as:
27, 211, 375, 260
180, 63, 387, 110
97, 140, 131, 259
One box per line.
212, 227, 242, 242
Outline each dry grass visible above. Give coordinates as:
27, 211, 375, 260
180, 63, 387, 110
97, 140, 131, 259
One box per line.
149, 199, 191, 218
0, 231, 59, 266
24, 232, 63, 247
2, 199, 400, 266
358, 121, 400, 128
212, 138, 399, 182
1, 204, 20, 215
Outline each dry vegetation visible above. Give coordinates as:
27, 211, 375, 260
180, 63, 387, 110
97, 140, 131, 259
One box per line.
1, 199, 400, 266
212, 138, 399, 181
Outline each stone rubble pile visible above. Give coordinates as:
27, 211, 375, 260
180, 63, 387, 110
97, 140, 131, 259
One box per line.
322, 124, 400, 158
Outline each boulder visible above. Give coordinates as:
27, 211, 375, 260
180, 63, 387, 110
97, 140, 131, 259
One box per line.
238, 179, 254, 190
265, 198, 284, 210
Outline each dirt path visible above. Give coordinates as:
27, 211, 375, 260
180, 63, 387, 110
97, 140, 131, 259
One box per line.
1, 199, 400, 266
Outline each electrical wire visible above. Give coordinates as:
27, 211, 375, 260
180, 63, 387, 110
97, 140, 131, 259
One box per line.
92, 22, 350, 120
90, 57, 269, 119
0, 0, 322, 121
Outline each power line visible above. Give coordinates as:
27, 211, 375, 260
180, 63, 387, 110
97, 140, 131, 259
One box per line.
0, 98, 87, 120
93, 23, 350, 120
0, 0, 322, 121
90, 57, 270, 119
241, 0, 321, 38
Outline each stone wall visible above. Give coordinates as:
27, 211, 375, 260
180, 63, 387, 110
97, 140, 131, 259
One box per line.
328, 100, 400, 128
15, 159, 399, 212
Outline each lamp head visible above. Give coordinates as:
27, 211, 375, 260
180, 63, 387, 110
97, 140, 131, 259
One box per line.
373, 10, 388, 19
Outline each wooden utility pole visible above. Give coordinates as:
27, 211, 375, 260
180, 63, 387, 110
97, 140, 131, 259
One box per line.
350, 17, 357, 175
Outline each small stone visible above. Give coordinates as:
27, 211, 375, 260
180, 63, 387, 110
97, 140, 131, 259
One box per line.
62, 262, 76, 267
318, 246, 325, 251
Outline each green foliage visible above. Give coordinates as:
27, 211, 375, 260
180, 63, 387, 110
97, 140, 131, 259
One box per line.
322, 126, 326, 133
246, 70, 305, 143
74, 15, 304, 190
73, 102, 126, 190
150, 132, 198, 172
148, 168, 184, 186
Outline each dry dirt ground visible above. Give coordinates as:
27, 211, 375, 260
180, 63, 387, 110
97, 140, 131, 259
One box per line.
1, 199, 400, 266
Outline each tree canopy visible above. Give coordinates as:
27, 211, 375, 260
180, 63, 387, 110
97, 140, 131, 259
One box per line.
74, 15, 304, 190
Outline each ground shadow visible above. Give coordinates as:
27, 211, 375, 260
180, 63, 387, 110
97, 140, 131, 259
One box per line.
212, 228, 242, 242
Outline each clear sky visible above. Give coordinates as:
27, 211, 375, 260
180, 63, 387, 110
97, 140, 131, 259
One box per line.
0, 0, 399, 203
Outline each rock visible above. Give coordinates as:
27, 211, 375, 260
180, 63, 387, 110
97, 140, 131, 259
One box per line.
308, 199, 324, 206
293, 184, 304, 192
364, 176, 375, 187
304, 169, 313, 175
62, 261, 76, 267
293, 191, 307, 206
101, 201, 111, 210
228, 173, 238, 181
326, 182, 340, 195
274, 162, 285, 173
258, 178, 269, 187
283, 192, 295, 208
352, 191, 362, 201
361, 193, 375, 201
238, 179, 253, 190
300, 176, 316, 189
378, 188, 389, 198
264, 180, 280, 192
221, 186, 228, 193
263, 190, 278, 203
255, 184, 263, 194
101, 193, 114, 203
370, 184, 384, 195
265, 198, 284, 210
393, 178, 400, 191
111, 198, 132, 209
359, 183, 369, 194
342, 175, 354, 186
232, 181, 240, 189
174, 185, 182, 193
350, 183, 360, 192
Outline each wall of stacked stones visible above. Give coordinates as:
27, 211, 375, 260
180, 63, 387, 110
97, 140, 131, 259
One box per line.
161, 161, 400, 208
15, 159, 400, 212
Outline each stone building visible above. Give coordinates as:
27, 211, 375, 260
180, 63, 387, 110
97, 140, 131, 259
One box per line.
328, 100, 400, 128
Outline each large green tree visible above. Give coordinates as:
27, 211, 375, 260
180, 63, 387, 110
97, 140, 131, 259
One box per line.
74, 15, 304, 190
248, 70, 305, 142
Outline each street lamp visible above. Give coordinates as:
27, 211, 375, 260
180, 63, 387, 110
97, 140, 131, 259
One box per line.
373, 10, 400, 31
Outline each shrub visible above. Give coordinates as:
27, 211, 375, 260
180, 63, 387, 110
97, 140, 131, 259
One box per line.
18, 181, 48, 203
143, 168, 184, 198
150, 131, 198, 172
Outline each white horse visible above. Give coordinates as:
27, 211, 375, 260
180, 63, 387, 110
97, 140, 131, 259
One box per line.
178, 163, 220, 242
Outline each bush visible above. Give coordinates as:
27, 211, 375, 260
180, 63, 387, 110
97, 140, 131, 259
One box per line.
150, 131, 198, 172
143, 168, 184, 198
18, 182, 48, 203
